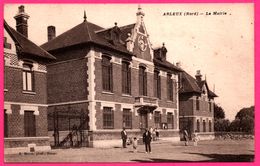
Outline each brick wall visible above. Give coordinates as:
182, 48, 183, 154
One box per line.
4, 66, 47, 104
6, 105, 48, 137
47, 58, 88, 104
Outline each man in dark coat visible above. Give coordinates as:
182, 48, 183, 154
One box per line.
121, 128, 127, 148
143, 128, 152, 153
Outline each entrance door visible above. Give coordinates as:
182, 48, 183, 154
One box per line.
139, 113, 148, 129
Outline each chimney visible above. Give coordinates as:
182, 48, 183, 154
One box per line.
14, 5, 30, 38
47, 26, 56, 41
176, 62, 181, 68
195, 70, 202, 82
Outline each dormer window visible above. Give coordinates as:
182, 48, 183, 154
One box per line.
22, 62, 34, 92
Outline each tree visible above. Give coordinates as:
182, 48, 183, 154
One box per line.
214, 119, 230, 132
230, 106, 254, 133
214, 104, 225, 119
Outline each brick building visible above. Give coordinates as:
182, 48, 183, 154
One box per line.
4, 6, 56, 153
41, 6, 182, 147
179, 70, 217, 140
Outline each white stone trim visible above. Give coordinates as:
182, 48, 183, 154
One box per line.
180, 115, 213, 119
159, 71, 167, 77
4, 101, 47, 107
111, 56, 122, 65
121, 104, 134, 112
132, 56, 154, 66
86, 49, 97, 131
100, 102, 116, 110
20, 105, 39, 115
4, 103, 12, 114
165, 108, 176, 114
48, 100, 89, 106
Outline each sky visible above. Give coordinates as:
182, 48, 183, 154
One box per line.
4, 3, 254, 120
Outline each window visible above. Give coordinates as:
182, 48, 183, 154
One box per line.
4, 110, 8, 137
167, 74, 173, 101
122, 61, 131, 94
209, 120, 212, 132
139, 66, 147, 96
154, 70, 161, 98
196, 97, 200, 110
203, 120, 206, 132
123, 109, 132, 129
196, 119, 200, 132
209, 101, 212, 112
24, 111, 36, 137
23, 63, 34, 91
167, 112, 174, 129
102, 56, 113, 92
103, 107, 114, 129
154, 111, 161, 129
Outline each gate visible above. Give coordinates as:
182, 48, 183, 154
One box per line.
50, 107, 89, 148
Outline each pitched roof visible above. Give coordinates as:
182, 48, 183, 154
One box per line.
179, 71, 218, 97
41, 21, 133, 55
4, 20, 56, 60
154, 58, 183, 72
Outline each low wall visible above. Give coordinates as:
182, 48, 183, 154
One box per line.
214, 132, 254, 140
4, 137, 51, 154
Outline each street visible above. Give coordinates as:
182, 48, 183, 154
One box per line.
5, 139, 254, 163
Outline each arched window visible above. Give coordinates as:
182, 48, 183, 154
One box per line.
102, 55, 113, 92
196, 119, 200, 132
122, 61, 131, 94
23, 62, 34, 91
139, 66, 147, 96
154, 70, 161, 98
203, 120, 206, 132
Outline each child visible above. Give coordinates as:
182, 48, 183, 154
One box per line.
192, 131, 199, 146
132, 137, 138, 153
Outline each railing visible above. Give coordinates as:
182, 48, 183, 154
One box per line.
134, 96, 158, 107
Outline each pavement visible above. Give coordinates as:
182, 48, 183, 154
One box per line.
4, 139, 254, 163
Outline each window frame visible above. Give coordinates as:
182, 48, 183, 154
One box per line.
102, 55, 113, 92
22, 62, 34, 92
139, 66, 147, 96
154, 70, 161, 99
196, 97, 200, 111
196, 119, 200, 132
122, 61, 131, 95
167, 73, 173, 101
122, 109, 132, 129
167, 112, 174, 129
103, 107, 114, 129
154, 111, 161, 129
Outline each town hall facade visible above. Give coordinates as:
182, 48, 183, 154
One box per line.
3, 5, 217, 152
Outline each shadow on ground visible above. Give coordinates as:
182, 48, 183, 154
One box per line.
131, 153, 254, 162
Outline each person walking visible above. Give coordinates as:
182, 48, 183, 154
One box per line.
143, 128, 152, 153
121, 127, 127, 148
184, 129, 189, 146
132, 137, 138, 153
